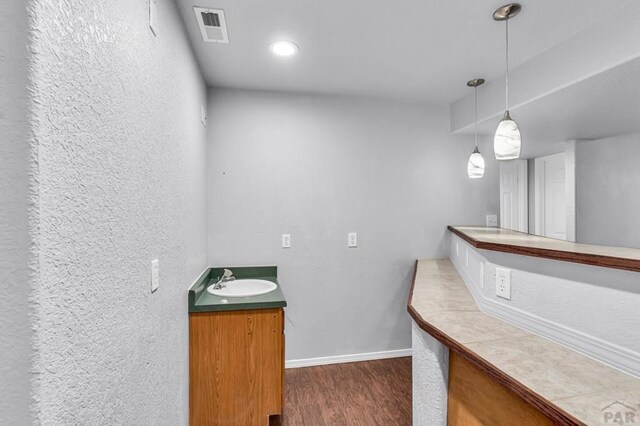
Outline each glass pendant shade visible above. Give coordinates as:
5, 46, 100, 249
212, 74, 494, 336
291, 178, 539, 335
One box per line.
467, 146, 485, 178
493, 5, 522, 160
467, 77, 485, 178
494, 110, 521, 160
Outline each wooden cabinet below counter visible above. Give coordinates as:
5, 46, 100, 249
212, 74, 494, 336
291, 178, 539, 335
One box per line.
189, 308, 285, 426
448, 353, 554, 425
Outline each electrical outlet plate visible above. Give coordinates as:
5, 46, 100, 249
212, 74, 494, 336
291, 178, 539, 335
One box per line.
348, 232, 357, 248
495, 267, 511, 300
486, 214, 498, 227
281, 234, 291, 248
151, 259, 159, 292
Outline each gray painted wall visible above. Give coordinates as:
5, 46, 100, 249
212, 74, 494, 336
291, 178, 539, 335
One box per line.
0, 2, 35, 424
207, 89, 500, 361
576, 134, 640, 248
22, 0, 208, 423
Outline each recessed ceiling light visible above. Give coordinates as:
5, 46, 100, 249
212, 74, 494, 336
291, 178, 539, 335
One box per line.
269, 41, 299, 57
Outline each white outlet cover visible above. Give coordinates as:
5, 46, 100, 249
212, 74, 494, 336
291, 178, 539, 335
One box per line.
486, 214, 498, 227
151, 259, 159, 292
495, 267, 511, 300
282, 234, 291, 248
348, 232, 357, 248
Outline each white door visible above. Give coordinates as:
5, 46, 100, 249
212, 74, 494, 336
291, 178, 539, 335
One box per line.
499, 160, 528, 232
535, 153, 567, 240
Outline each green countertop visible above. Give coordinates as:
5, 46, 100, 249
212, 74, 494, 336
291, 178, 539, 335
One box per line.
188, 266, 287, 313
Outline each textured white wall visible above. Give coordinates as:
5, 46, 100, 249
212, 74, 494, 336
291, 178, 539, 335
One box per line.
576, 134, 640, 248
206, 89, 500, 361
0, 2, 35, 424
412, 322, 448, 426
25, 0, 208, 423
451, 234, 640, 377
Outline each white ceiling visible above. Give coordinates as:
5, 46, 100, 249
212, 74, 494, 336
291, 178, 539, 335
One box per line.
175, 0, 633, 103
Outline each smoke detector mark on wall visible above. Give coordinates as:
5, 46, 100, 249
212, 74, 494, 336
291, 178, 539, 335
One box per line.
193, 7, 229, 43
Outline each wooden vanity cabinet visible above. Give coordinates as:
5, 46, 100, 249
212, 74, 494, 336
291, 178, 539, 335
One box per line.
189, 308, 285, 426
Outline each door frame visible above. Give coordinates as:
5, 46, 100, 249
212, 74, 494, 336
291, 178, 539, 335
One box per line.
534, 153, 569, 239
499, 160, 528, 233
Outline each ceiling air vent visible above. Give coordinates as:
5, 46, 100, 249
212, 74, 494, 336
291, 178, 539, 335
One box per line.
193, 7, 229, 43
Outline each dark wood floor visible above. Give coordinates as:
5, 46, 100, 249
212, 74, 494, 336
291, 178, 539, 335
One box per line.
270, 356, 412, 426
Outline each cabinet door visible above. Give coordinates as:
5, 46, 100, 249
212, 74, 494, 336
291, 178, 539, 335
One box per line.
190, 308, 283, 426
448, 352, 553, 425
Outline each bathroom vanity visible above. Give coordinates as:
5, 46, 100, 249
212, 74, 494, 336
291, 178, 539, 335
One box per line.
188, 266, 287, 426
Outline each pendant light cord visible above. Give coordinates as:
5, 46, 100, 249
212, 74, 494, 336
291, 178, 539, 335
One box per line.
474, 86, 478, 149
505, 18, 510, 111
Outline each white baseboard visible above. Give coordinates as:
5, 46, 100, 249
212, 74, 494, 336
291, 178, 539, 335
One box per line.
450, 240, 640, 378
285, 348, 412, 369
481, 297, 640, 378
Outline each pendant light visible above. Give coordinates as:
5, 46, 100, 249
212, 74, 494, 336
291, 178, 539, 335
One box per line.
467, 78, 485, 179
493, 3, 522, 160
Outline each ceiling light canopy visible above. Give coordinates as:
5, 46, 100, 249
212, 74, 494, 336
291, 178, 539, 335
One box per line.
467, 78, 486, 179
493, 3, 522, 161
269, 41, 299, 57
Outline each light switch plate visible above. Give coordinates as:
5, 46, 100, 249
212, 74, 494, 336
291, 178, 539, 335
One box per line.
281, 234, 291, 248
200, 104, 207, 127
495, 267, 511, 300
151, 259, 159, 292
149, 0, 158, 36
486, 214, 498, 227
348, 232, 357, 248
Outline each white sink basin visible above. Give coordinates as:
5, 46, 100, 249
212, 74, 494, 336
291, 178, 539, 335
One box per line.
207, 279, 277, 298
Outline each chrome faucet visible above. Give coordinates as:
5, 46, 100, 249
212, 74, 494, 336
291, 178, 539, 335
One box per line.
212, 268, 235, 290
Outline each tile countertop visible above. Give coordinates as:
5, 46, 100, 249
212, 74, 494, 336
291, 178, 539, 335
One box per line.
188, 266, 287, 313
408, 259, 640, 426
448, 225, 640, 273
